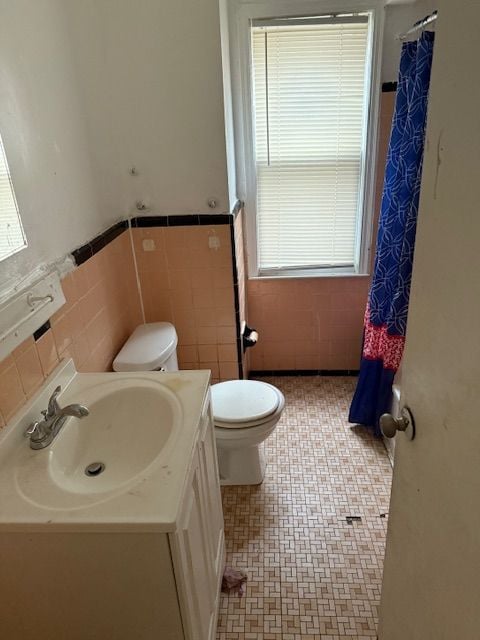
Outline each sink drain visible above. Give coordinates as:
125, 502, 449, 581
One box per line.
85, 462, 105, 477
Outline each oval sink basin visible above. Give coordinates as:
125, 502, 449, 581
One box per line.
50, 385, 176, 493
15, 378, 182, 509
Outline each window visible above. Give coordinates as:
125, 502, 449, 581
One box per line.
221, 1, 382, 277
252, 15, 371, 275
0, 133, 26, 261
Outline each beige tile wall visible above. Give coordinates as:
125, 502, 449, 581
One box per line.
248, 276, 370, 371
246, 93, 395, 372
0, 231, 142, 427
132, 225, 238, 383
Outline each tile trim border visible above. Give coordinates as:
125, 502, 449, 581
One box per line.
229, 221, 244, 380
33, 320, 51, 342
382, 81, 398, 93
72, 220, 128, 266
250, 369, 360, 377
71, 213, 238, 266
131, 214, 233, 228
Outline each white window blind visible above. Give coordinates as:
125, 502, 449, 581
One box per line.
0, 134, 25, 261
251, 17, 370, 272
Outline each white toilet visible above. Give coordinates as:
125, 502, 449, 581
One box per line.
113, 322, 285, 485
211, 379, 285, 485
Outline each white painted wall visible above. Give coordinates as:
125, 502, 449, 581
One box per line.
63, 0, 230, 219
0, 0, 110, 293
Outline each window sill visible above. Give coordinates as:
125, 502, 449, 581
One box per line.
249, 270, 370, 280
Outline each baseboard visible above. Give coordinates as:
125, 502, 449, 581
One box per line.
249, 369, 359, 377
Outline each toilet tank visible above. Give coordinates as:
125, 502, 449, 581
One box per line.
112, 322, 178, 372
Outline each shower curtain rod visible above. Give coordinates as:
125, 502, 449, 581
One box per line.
396, 10, 437, 41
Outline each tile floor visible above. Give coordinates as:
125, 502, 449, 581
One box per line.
217, 376, 393, 640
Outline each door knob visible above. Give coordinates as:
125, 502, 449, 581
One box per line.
380, 407, 415, 441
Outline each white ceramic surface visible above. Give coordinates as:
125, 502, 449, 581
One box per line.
214, 387, 285, 486
17, 381, 180, 508
0, 359, 210, 531
211, 380, 280, 424
113, 322, 178, 372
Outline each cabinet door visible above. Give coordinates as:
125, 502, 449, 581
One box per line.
197, 403, 225, 589
170, 453, 217, 640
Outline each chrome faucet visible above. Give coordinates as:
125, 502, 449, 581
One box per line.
24, 385, 89, 450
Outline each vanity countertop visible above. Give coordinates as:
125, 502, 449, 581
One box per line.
0, 359, 211, 533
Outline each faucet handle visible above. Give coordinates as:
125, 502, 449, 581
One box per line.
46, 385, 62, 418
24, 421, 43, 439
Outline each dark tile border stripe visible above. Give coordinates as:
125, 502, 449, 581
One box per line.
250, 369, 360, 377
229, 218, 244, 380
71, 242, 93, 266
72, 213, 237, 265
131, 214, 232, 228
72, 220, 128, 266
33, 320, 51, 342
382, 81, 398, 93
131, 215, 168, 228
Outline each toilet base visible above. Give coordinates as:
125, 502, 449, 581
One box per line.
217, 444, 266, 486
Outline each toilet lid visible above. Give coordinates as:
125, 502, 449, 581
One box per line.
211, 380, 280, 424
112, 322, 177, 372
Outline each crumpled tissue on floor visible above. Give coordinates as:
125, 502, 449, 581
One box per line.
221, 566, 247, 597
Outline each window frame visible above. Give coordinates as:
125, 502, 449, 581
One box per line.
222, 0, 385, 278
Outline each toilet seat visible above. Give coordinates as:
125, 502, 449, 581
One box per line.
211, 380, 281, 429
214, 398, 283, 429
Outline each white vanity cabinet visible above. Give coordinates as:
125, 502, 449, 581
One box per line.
0, 368, 225, 640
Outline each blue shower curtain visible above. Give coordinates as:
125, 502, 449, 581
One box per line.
349, 31, 435, 436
